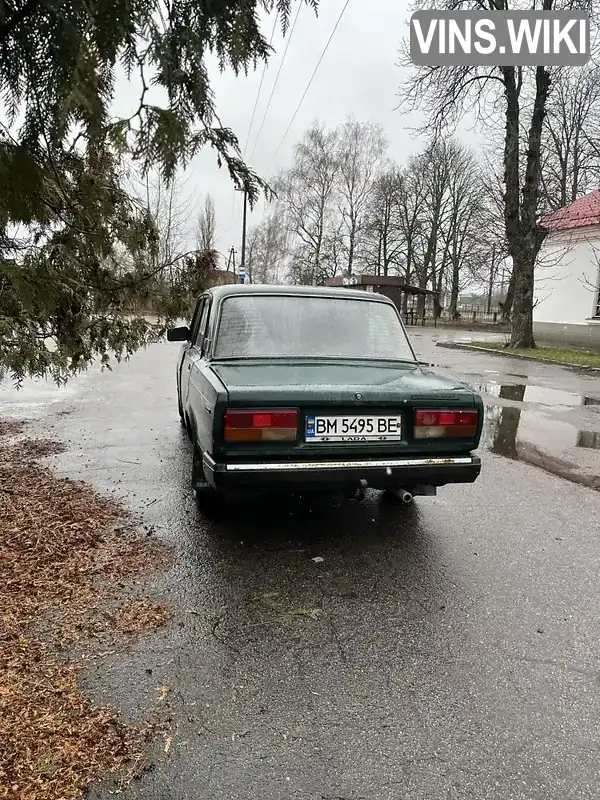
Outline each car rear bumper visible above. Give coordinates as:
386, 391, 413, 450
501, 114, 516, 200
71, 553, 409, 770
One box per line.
203, 453, 481, 492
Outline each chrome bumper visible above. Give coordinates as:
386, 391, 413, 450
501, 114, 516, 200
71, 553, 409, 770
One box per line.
220, 456, 477, 472
202, 454, 481, 490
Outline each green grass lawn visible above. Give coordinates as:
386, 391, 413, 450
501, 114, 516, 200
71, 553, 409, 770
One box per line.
470, 341, 600, 368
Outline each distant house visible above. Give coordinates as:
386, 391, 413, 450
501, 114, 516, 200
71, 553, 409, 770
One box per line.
534, 190, 600, 347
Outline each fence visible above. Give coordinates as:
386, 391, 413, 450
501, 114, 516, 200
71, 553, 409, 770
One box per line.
402, 303, 506, 327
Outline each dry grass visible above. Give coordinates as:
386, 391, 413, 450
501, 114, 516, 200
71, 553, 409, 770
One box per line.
0, 419, 27, 438
0, 420, 174, 800
114, 599, 172, 635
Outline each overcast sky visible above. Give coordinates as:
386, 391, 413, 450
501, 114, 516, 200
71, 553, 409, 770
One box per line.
108, 0, 464, 266
114, 0, 484, 268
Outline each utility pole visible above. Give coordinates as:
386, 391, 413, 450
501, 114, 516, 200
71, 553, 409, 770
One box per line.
235, 184, 248, 283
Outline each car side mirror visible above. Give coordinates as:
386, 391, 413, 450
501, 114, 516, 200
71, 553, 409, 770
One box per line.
167, 326, 190, 342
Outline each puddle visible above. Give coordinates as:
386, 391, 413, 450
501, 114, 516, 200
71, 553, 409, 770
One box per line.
482, 384, 600, 489
472, 381, 589, 407
484, 404, 600, 454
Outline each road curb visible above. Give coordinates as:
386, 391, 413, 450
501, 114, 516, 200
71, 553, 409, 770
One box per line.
435, 341, 600, 372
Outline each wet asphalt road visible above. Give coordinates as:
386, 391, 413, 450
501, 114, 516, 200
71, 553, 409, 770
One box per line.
3, 329, 600, 799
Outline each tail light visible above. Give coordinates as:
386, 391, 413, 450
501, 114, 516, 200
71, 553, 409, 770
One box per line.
413, 409, 478, 439
224, 410, 298, 442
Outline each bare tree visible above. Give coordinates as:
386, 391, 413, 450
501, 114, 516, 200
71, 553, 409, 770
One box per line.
114, 167, 200, 312
395, 163, 427, 311
275, 122, 340, 285
266, 120, 494, 310
321, 215, 346, 278
364, 166, 405, 276
541, 63, 600, 213
412, 139, 456, 317
441, 145, 489, 318
335, 120, 388, 274
139, 170, 196, 298
476, 163, 515, 321
246, 204, 288, 284
149, 173, 195, 267
196, 194, 217, 253
399, 0, 595, 348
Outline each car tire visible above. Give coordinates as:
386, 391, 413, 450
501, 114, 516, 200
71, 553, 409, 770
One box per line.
191, 445, 205, 490
177, 390, 186, 426
191, 444, 223, 517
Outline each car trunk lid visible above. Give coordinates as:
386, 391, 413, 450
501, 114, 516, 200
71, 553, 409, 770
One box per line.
210, 360, 481, 460
211, 360, 470, 402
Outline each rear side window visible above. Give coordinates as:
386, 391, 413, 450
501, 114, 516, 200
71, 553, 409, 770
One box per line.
194, 300, 211, 348
189, 298, 205, 343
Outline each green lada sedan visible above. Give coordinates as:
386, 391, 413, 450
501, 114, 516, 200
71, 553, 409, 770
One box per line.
167, 284, 483, 509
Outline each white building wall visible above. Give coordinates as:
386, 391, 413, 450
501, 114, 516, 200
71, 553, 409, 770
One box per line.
534, 226, 600, 325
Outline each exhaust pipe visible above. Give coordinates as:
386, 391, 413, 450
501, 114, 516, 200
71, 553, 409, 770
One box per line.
387, 488, 413, 504
353, 479, 368, 502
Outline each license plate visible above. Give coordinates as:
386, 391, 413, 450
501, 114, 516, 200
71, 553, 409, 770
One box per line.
305, 415, 402, 442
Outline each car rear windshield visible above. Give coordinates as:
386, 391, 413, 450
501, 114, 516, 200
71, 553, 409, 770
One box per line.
213, 294, 415, 361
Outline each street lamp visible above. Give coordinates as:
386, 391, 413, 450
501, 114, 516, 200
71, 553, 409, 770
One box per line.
234, 184, 248, 283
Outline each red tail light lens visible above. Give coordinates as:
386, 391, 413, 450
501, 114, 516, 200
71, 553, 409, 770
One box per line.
414, 409, 478, 439
224, 410, 298, 442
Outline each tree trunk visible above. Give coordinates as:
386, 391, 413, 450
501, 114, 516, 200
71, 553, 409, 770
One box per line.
500, 66, 529, 345
382, 227, 388, 276
486, 244, 496, 313
509, 255, 536, 346
416, 268, 427, 317
502, 269, 515, 323
401, 277, 409, 314
506, 62, 551, 348
347, 220, 356, 275
449, 259, 460, 319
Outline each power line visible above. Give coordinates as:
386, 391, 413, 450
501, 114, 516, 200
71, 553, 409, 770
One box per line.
248, 1, 303, 162
269, 0, 352, 169
242, 12, 279, 156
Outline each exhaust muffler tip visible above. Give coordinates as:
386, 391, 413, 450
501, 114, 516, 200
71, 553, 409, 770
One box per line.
354, 479, 368, 502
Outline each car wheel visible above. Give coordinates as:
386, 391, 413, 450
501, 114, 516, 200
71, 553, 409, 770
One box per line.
191, 445, 223, 517
191, 445, 206, 489
177, 390, 186, 426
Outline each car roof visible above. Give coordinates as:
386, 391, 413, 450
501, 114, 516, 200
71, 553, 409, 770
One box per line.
205, 283, 395, 304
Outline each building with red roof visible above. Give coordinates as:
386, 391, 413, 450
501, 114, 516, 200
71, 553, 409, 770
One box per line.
534, 191, 600, 347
